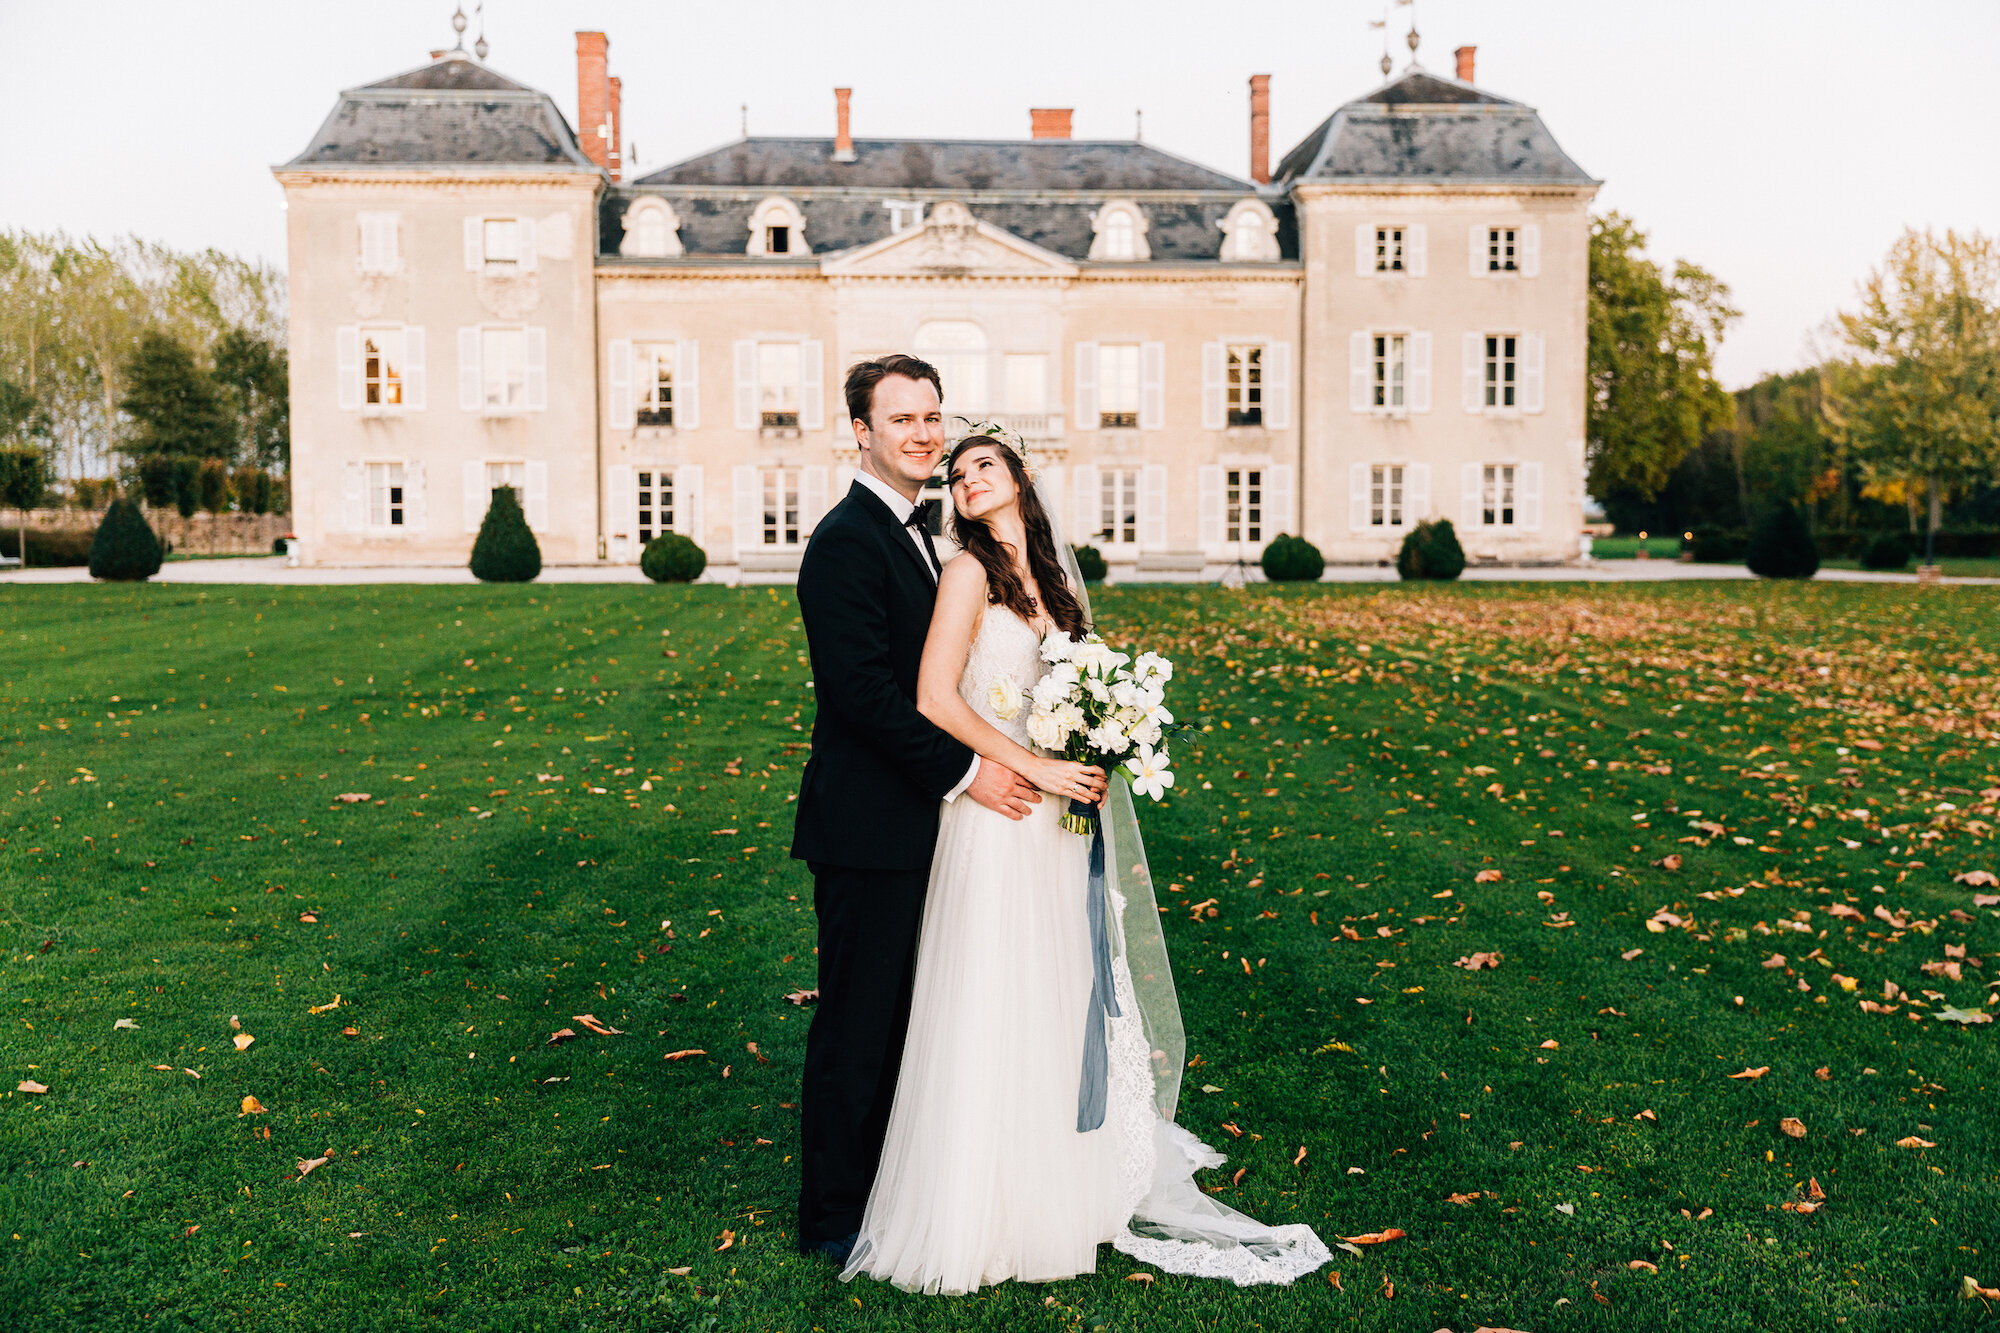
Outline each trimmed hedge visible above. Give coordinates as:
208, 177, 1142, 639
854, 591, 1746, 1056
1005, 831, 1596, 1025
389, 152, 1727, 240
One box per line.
0, 527, 96, 567
1689, 526, 1748, 562
1682, 527, 1989, 562
1397, 518, 1466, 581
468, 488, 542, 583
1746, 503, 1819, 579
88, 498, 164, 581
1860, 531, 1913, 570
1260, 533, 1324, 582
640, 534, 707, 584
1071, 544, 1108, 583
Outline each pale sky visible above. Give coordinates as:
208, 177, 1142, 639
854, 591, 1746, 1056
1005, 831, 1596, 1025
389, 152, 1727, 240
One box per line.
3, 0, 1995, 388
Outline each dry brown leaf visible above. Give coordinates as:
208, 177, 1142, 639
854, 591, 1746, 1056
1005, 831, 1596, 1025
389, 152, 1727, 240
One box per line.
307, 994, 342, 1014
233, 1034, 255, 1051
1808, 1176, 1826, 1200
1125, 1272, 1154, 1284
149, 1064, 174, 1071
1447, 1191, 1482, 1205
1963, 1277, 2000, 1300
1454, 952, 1504, 971
663, 1049, 708, 1061
1628, 1259, 1658, 1273
784, 989, 820, 1006
1474, 869, 1503, 883
228, 1015, 241, 1031
714, 1229, 735, 1252
1327, 1270, 1343, 1291
1780, 1117, 1806, 1139
667, 1266, 692, 1276
299, 913, 318, 924
546, 1028, 578, 1045
572, 1014, 626, 1036
239, 1095, 267, 1115
1620, 947, 1645, 961
335, 792, 371, 803
1954, 871, 1999, 886
1338, 1228, 1405, 1245
1727, 1067, 1771, 1080
296, 1156, 329, 1178
341, 1027, 359, 1037
1655, 854, 1683, 871
183, 1068, 201, 1079
18, 1080, 48, 1094
1539, 1039, 1559, 1049
1896, 1135, 1937, 1149
1975, 894, 2000, 908
1292, 1145, 1308, 1167
1635, 1108, 1658, 1123
1761, 953, 1787, 969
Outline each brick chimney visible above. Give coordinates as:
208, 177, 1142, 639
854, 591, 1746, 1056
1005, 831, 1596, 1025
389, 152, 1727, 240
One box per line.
608, 75, 623, 181
1455, 45, 1476, 83
575, 31, 610, 172
833, 87, 856, 161
1248, 74, 1271, 185
1030, 108, 1073, 140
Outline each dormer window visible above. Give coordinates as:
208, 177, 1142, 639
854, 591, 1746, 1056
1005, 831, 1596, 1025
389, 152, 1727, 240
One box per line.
1103, 213, 1135, 259
766, 225, 791, 254
747, 197, 808, 257
886, 200, 923, 234
1088, 200, 1151, 262
619, 198, 683, 258
1219, 198, 1280, 262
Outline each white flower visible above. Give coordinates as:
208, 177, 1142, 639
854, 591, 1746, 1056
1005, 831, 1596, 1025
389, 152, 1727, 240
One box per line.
1130, 717, 1163, 748
1055, 702, 1088, 736
1111, 680, 1139, 709
1088, 721, 1127, 754
987, 673, 1023, 721
1040, 630, 1077, 663
1125, 744, 1174, 801
1027, 709, 1064, 751
1133, 652, 1173, 687
1085, 675, 1111, 704
1149, 703, 1175, 728
1049, 662, 1081, 689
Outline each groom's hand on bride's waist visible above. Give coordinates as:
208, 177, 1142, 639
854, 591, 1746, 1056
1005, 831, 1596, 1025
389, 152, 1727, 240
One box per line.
967, 758, 1042, 820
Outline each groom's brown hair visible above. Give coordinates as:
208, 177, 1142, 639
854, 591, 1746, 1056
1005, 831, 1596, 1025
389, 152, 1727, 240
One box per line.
845, 353, 944, 429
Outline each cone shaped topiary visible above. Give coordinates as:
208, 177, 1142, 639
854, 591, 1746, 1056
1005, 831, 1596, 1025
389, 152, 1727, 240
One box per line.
87, 497, 163, 582
640, 533, 707, 583
1397, 518, 1466, 581
469, 487, 542, 583
1260, 533, 1325, 582
1745, 503, 1819, 579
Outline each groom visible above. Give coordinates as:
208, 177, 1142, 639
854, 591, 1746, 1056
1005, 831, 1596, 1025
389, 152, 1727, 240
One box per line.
790, 354, 1043, 1264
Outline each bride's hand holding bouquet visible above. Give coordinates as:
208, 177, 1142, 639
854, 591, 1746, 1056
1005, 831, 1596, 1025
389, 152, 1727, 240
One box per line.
1020, 631, 1179, 835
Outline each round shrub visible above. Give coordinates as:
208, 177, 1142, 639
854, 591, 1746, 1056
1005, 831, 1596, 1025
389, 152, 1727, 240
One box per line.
1397, 518, 1466, 581
88, 497, 164, 581
1689, 525, 1747, 563
1071, 544, 1107, 582
469, 487, 542, 583
640, 533, 707, 583
1745, 503, 1819, 579
1260, 533, 1324, 582
1860, 530, 1912, 570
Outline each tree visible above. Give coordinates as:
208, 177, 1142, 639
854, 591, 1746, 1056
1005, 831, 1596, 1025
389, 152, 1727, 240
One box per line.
87, 497, 163, 581
1824, 227, 2000, 564
469, 488, 542, 582
0, 380, 51, 564
212, 328, 289, 469
120, 331, 231, 460
1587, 213, 1739, 501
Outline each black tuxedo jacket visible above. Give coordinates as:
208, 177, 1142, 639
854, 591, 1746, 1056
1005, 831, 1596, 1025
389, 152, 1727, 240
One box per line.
791, 481, 975, 871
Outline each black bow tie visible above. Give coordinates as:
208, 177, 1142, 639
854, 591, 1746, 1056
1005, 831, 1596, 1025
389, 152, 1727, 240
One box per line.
903, 509, 928, 531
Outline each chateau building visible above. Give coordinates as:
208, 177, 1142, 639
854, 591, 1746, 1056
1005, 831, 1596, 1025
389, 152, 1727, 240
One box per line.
275, 35, 1597, 575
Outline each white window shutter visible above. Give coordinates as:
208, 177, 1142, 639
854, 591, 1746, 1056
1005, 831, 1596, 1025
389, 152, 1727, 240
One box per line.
1462, 462, 1483, 528
1469, 222, 1486, 277
384, 213, 401, 271
800, 340, 825, 431
733, 340, 757, 430
1264, 340, 1292, 430
1520, 224, 1541, 278
517, 217, 537, 272
463, 460, 486, 533
1268, 463, 1294, 537
1355, 222, 1374, 278
1349, 462, 1368, 531
606, 464, 634, 543
1348, 331, 1369, 413
802, 465, 829, 535
1072, 463, 1099, 541
405, 461, 427, 531
1139, 342, 1165, 430
1519, 461, 1543, 530
1408, 224, 1427, 277
1139, 464, 1168, 548
678, 464, 705, 544
1409, 332, 1432, 413
523, 461, 550, 532
458, 327, 481, 411
676, 340, 700, 429
1409, 463, 1431, 522
341, 461, 365, 531
732, 464, 758, 559
356, 216, 375, 273
1462, 332, 1484, 413
524, 327, 548, 410
335, 326, 360, 411
464, 217, 483, 271
1073, 342, 1097, 430
1521, 333, 1546, 414
1197, 465, 1223, 546
402, 325, 426, 410
1200, 342, 1225, 431
607, 339, 633, 430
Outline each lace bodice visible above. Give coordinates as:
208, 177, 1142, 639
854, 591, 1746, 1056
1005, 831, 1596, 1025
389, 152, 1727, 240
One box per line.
958, 604, 1046, 750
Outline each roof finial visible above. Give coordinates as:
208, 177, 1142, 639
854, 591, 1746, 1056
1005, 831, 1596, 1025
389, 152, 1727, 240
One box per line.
1371, 5, 1391, 76
473, 1, 488, 60
1135, 107, 1143, 141
1400, 0, 1420, 65
741, 103, 749, 137
449, 3, 467, 51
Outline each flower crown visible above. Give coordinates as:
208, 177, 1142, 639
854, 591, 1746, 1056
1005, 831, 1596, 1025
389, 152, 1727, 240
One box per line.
951, 417, 1041, 483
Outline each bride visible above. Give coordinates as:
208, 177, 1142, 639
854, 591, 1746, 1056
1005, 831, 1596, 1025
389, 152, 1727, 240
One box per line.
840, 432, 1331, 1295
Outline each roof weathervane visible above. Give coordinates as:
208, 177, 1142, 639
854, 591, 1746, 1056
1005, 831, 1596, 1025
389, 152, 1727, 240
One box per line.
473, 1, 488, 60
1135, 108, 1143, 141
1399, 0, 1419, 65
450, 3, 467, 51
1370, 6, 1391, 76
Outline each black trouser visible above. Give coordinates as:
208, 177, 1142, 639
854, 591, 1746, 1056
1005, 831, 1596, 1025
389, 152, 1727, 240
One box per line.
797, 862, 928, 1250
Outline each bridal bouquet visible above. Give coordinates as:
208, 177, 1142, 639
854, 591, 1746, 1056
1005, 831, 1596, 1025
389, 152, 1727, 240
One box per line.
1011, 630, 1176, 835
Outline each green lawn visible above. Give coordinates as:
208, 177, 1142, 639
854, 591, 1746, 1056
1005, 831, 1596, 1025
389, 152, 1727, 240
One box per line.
1820, 558, 2000, 579
4, 582, 1998, 1332
1583, 536, 1686, 560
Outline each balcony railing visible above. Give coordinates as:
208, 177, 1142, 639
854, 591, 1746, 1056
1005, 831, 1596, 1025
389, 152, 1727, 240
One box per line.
949, 412, 1065, 443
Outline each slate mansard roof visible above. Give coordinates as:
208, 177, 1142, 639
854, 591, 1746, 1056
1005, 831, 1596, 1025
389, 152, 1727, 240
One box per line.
636, 137, 1253, 193
280, 52, 600, 172
1271, 67, 1595, 188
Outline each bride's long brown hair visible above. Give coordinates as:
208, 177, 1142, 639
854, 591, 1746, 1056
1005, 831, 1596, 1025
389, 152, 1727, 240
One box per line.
944, 436, 1088, 639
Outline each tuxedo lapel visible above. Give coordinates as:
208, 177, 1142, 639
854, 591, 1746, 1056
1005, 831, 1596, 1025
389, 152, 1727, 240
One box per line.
845, 480, 937, 585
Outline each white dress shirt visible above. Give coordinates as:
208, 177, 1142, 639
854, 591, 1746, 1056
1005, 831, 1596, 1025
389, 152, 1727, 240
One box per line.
851, 469, 979, 803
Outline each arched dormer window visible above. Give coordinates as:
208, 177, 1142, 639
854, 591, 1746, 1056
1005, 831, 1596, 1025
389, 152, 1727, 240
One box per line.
1088, 200, 1150, 262
1219, 198, 1280, 262
619, 197, 683, 258
747, 197, 808, 257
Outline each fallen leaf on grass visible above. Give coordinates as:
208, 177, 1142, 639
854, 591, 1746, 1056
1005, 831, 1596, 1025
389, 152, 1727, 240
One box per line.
299, 913, 317, 924
1964, 1277, 2000, 1300
1293, 1145, 1308, 1166
714, 1230, 735, 1252
233, 1034, 255, 1051
784, 989, 820, 1006
1937, 1007, 1992, 1025
113, 1018, 138, 1030
335, 793, 371, 803
341, 1027, 359, 1037
572, 1014, 626, 1036
1974, 894, 2000, 908
546, 1028, 578, 1046
663, 1049, 708, 1061
1454, 952, 1504, 971
296, 1156, 328, 1178
239, 1096, 267, 1116
1780, 1117, 1806, 1139
1635, 1108, 1658, 1123
229, 1015, 241, 1031
1620, 947, 1645, 961
1473, 870, 1503, 883
18, 1080, 48, 1094
1727, 1067, 1771, 1080
666, 1266, 691, 1276
1896, 1136, 1937, 1149
1327, 1271, 1343, 1291
1538, 1039, 1559, 1050
1955, 871, 1999, 887
1125, 1273, 1153, 1285
307, 995, 342, 1014
1447, 1192, 1483, 1205
149, 1064, 174, 1071
1654, 855, 1683, 871
1338, 1229, 1405, 1245
1628, 1259, 1658, 1273
1808, 1177, 1826, 1201
1761, 953, 1787, 969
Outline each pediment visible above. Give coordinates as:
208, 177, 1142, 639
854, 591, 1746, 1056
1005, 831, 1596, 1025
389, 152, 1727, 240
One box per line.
823, 201, 1078, 279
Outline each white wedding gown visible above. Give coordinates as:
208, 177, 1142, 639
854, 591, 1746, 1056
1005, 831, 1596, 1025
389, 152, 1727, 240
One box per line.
841, 605, 1330, 1295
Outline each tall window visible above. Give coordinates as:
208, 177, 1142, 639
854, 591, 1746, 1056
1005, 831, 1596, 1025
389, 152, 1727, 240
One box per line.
1486, 227, 1517, 273
1098, 344, 1141, 428
482, 218, 519, 268
637, 469, 674, 543
1375, 226, 1405, 272
1484, 335, 1518, 408
1003, 353, 1047, 415
1372, 335, 1406, 409
765, 225, 791, 255
1098, 468, 1140, 545
637, 342, 674, 426
366, 462, 405, 528
761, 467, 802, 546
1226, 468, 1263, 543
485, 461, 525, 509
757, 343, 800, 427
1226, 345, 1263, 425
1482, 464, 1516, 527
1369, 465, 1405, 527
913, 321, 988, 416
362, 327, 404, 407
1101, 210, 1137, 260
482, 328, 527, 410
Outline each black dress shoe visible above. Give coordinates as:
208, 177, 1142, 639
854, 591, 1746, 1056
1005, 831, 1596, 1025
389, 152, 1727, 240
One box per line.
806, 1231, 858, 1266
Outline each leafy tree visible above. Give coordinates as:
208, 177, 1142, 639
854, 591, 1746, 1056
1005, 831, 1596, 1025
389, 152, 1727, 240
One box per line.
1587, 213, 1739, 501
172, 456, 200, 519
120, 331, 231, 460
469, 488, 541, 582
212, 328, 289, 469
136, 455, 177, 509
1824, 227, 2000, 564
197, 458, 230, 515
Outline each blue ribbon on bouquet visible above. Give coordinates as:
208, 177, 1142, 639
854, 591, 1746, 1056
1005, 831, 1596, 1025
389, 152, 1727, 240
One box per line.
1074, 796, 1122, 1133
